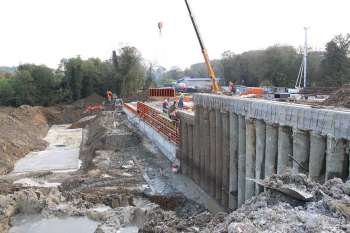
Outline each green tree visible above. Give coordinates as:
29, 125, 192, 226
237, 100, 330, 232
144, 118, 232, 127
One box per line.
0, 78, 15, 106
13, 69, 36, 105
163, 67, 184, 81
63, 57, 83, 101
113, 47, 146, 97
144, 64, 157, 89
261, 45, 299, 87
321, 34, 350, 86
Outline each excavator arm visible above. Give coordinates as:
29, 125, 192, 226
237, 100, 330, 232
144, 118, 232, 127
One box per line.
184, 0, 220, 93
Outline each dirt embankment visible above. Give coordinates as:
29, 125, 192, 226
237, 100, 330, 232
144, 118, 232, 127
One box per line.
0, 106, 49, 175
0, 94, 104, 175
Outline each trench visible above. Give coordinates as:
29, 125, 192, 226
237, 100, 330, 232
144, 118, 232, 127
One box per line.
5, 111, 217, 233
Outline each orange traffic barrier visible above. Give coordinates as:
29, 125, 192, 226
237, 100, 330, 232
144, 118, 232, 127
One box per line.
240, 87, 264, 96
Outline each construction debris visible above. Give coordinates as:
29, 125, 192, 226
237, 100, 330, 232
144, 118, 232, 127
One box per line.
323, 85, 350, 108
2, 99, 350, 233
203, 174, 350, 233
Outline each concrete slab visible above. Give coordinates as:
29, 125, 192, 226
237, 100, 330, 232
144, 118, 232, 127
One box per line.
12, 125, 82, 174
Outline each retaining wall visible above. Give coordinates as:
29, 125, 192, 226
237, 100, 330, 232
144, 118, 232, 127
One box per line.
124, 106, 177, 162
178, 94, 350, 211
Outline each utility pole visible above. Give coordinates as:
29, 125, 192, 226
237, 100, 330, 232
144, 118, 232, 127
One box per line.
303, 27, 308, 88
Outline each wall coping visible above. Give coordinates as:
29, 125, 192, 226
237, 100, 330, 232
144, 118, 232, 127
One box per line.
194, 93, 350, 140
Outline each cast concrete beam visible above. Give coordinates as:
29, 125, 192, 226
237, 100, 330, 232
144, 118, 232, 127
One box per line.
255, 119, 265, 195
181, 121, 189, 175
309, 131, 326, 182
245, 118, 256, 201
277, 126, 293, 175
221, 111, 230, 208
203, 108, 210, 192
229, 113, 239, 210
265, 123, 278, 178
237, 115, 246, 207
292, 129, 310, 174
199, 106, 205, 188
188, 125, 194, 179
326, 137, 347, 180
215, 110, 223, 203
209, 110, 216, 198
193, 105, 201, 184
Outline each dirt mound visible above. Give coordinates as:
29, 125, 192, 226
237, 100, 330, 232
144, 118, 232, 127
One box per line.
41, 94, 104, 125
41, 105, 83, 125
123, 90, 149, 103
73, 94, 105, 108
323, 85, 350, 108
0, 106, 49, 175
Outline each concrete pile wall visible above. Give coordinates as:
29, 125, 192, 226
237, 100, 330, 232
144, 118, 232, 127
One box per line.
178, 94, 350, 211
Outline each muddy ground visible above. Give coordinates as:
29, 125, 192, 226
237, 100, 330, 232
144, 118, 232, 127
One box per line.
0, 109, 210, 233
1, 104, 350, 232
0, 94, 103, 175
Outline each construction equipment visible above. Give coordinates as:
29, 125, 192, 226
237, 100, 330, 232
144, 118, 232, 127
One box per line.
184, 0, 220, 93
295, 27, 309, 90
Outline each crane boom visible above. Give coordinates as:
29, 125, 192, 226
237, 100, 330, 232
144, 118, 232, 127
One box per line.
184, 0, 220, 92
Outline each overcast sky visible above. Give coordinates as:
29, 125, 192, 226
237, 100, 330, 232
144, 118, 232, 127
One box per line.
0, 0, 349, 70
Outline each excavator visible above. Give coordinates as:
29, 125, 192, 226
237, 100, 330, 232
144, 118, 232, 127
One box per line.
184, 0, 220, 93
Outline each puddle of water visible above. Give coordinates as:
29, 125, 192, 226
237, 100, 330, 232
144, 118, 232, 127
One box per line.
117, 226, 139, 233
12, 124, 82, 174
9, 215, 98, 233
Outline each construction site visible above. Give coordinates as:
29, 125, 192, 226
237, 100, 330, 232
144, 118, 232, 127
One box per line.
2, 82, 350, 233
1, 0, 350, 233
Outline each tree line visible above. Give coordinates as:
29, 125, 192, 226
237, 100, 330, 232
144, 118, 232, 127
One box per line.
163, 34, 350, 88
0, 46, 155, 107
1, 34, 349, 107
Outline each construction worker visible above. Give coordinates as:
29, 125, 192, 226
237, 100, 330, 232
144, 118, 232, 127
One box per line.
229, 81, 236, 95
106, 90, 113, 103
162, 99, 169, 113
168, 101, 177, 120
178, 93, 184, 110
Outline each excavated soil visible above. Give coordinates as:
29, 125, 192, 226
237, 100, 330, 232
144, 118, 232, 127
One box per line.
323, 85, 350, 108
0, 110, 210, 233
0, 94, 104, 175
0, 106, 49, 175
2, 103, 349, 232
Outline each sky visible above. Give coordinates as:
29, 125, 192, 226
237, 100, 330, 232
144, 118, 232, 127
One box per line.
0, 0, 349, 70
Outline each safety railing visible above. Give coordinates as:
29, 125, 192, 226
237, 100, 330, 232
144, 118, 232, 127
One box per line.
137, 102, 180, 144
